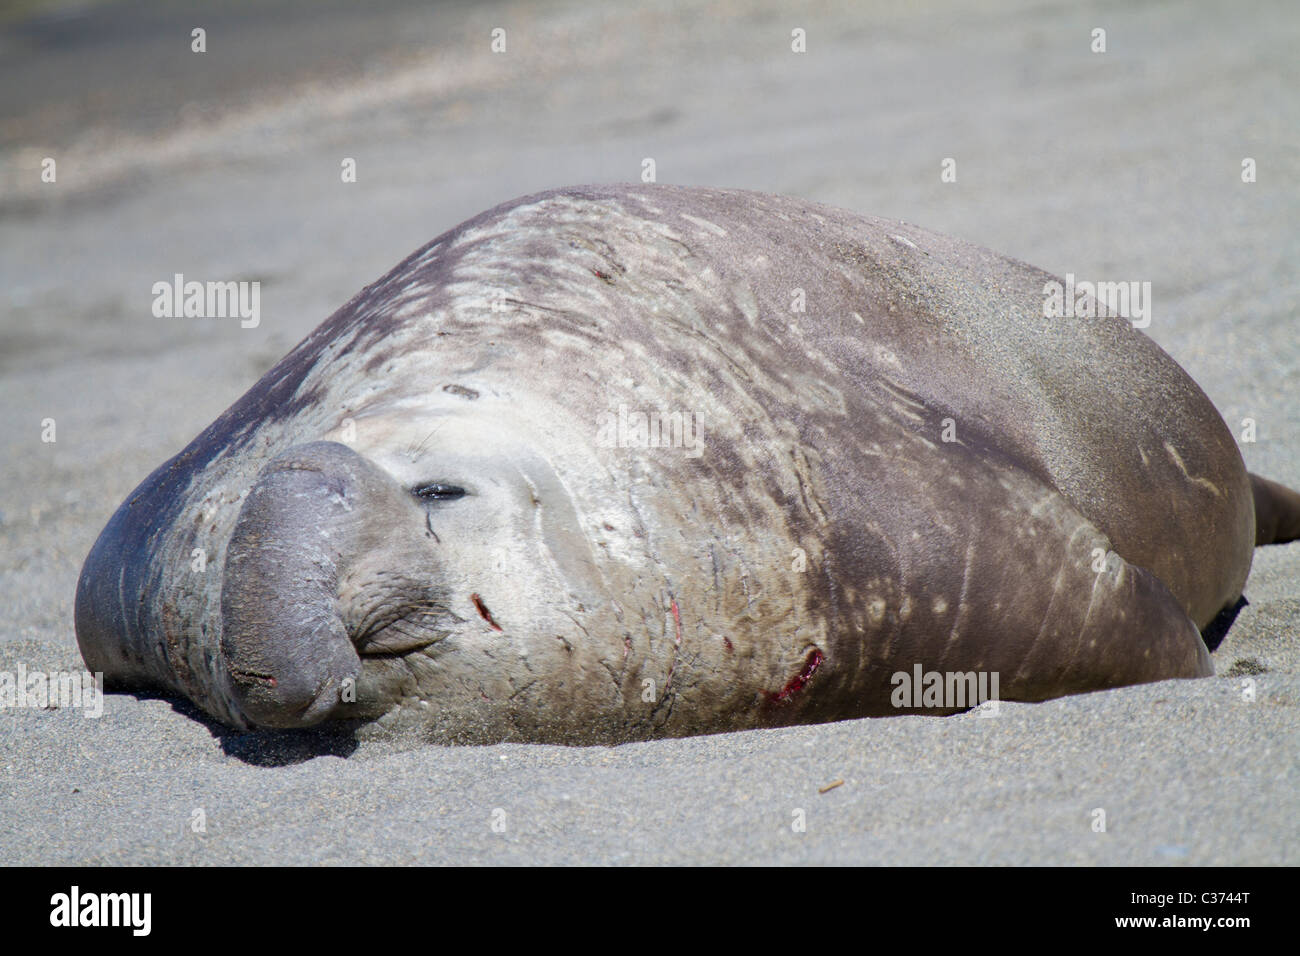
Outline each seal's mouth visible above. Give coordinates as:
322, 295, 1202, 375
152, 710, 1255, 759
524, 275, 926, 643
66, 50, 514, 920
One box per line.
340, 564, 453, 658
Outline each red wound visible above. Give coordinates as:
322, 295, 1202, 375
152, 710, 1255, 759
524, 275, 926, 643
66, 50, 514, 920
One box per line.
767, 648, 825, 703
471, 593, 503, 631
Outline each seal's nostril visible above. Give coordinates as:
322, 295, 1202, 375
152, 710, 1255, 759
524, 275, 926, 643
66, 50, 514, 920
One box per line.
220, 442, 366, 729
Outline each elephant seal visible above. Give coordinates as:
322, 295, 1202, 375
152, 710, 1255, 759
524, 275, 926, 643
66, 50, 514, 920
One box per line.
75, 184, 1300, 743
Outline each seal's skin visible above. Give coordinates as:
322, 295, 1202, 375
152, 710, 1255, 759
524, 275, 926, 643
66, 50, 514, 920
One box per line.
76, 185, 1291, 742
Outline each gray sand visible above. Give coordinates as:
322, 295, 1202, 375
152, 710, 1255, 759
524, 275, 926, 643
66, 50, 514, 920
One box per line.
1, 0, 1296, 865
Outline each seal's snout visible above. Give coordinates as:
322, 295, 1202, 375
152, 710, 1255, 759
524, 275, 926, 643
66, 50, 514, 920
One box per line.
221, 443, 369, 728
220, 440, 443, 728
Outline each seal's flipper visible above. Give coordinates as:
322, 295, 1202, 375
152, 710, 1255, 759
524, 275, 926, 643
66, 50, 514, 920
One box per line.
1250, 473, 1300, 545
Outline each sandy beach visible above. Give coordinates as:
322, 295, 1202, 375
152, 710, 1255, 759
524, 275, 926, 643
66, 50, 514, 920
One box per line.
1, 0, 1296, 865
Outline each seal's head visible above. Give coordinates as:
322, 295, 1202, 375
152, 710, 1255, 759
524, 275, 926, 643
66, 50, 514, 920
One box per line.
75, 436, 455, 728
75, 385, 620, 734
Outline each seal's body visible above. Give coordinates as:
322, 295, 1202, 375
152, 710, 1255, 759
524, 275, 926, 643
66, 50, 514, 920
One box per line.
75, 185, 1300, 742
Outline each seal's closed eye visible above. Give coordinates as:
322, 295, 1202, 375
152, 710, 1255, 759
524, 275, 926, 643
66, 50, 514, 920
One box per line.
412, 482, 467, 501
